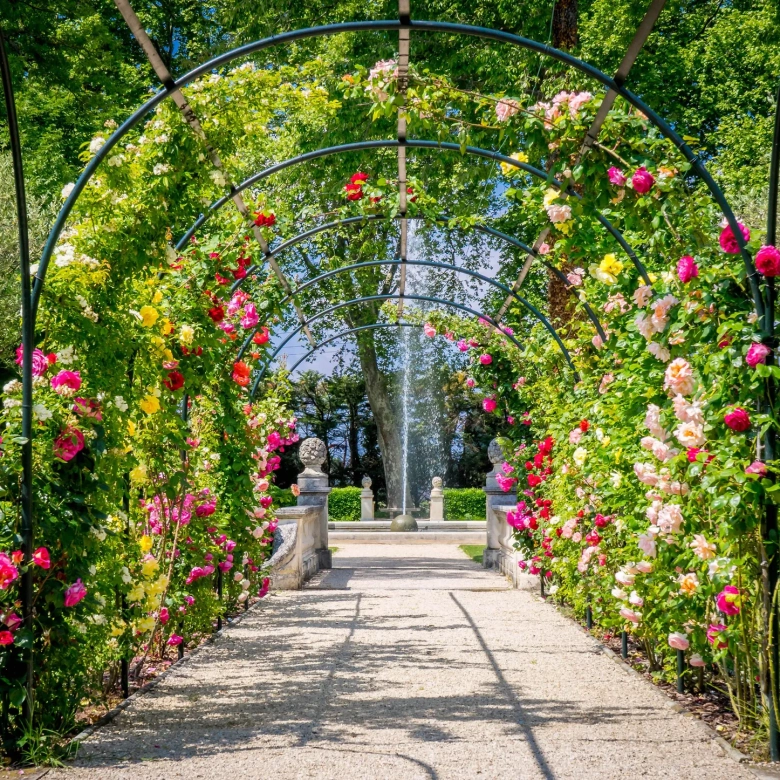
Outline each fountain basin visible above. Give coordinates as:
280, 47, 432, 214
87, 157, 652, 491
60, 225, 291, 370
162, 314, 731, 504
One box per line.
390, 514, 419, 532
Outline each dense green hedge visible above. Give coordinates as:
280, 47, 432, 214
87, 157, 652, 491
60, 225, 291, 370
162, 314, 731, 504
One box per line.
443, 488, 485, 520
269, 484, 297, 508
329, 487, 363, 521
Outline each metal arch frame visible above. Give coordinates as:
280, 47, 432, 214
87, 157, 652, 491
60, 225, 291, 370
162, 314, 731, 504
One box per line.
236, 258, 576, 372
229, 213, 607, 341
249, 292, 556, 396
287, 322, 421, 374
175, 139, 651, 287
34, 19, 763, 322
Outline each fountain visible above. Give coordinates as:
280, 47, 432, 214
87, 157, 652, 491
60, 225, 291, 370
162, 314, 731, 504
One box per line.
392, 322, 418, 531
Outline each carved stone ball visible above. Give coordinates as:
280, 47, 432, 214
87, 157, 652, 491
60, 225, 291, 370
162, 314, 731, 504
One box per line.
432, 476, 443, 489
488, 438, 506, 465
361, 475, 372, 489
299, 437, 327, 469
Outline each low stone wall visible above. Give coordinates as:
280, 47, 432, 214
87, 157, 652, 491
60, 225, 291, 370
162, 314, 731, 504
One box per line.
270, 506, 323, 590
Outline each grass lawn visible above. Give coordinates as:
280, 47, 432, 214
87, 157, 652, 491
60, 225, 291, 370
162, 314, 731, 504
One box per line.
459, 544, 483, 566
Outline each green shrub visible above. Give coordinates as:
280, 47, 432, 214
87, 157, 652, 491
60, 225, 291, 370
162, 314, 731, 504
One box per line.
443, 488, 485, 520
270, 484, 297, 508
329, 487, 362, 521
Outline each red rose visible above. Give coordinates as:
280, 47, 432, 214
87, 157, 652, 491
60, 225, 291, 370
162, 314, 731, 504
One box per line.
208, 306, 225, 323
232, 361, 251, 387
253, 327, 270, 345
579, 419, 589, 432
163, 371, 185, 391
528, 474, 542, 487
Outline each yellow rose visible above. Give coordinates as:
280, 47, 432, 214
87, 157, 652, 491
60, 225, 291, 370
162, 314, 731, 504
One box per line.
557, 220, 574, 236
127, 584, 145, 602
129, 463, 147, 483
179, 324, 194, 344
152, 290, 163, 304
136, 616, 155, 633
543, 187, 559, 207
500, 151, 529, 176
160, 319, 174, 336
599, 253, 623, 277
127, 420, 136, 436
110, 622, 125, 637
139, 306, 159, 327
140, 395, 160, 415
141, 558, 159, 578
139, 535, 153, 553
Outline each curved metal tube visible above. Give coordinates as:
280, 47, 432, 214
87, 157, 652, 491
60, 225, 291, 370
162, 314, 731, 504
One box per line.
237, 258, 575, 371
35, 19, 761, 320
231, 214, 607, 341
177, 139, 650, 286
288, 322, 421, 374
249, 292, 580, 397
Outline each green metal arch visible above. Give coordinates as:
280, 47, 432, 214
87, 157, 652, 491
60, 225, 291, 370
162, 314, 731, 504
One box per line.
230, 214, 607, 341
249, 292, 580, 397
237, 259, 576, 372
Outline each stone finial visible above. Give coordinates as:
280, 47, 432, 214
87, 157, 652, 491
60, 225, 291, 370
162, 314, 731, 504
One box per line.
361, 475, 372, 489
299, 437, 327, 474
432, 476, 443, 489
488, 438, 507, 465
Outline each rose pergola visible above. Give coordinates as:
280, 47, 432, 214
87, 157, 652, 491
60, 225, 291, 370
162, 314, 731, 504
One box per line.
2, 0, 780, 761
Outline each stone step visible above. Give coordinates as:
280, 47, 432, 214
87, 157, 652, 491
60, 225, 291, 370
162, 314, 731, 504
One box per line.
329, 531, 486, 544
328, 520, 486, 531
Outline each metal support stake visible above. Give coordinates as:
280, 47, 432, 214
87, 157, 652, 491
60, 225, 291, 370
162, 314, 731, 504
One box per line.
764, 81, 780, 762
540, 574, 545, 599
586, 599, 593, 630
216, 568, 223, 631
621, 630, 628, 659
1, 25, 35, 723
676, 650, 685, 694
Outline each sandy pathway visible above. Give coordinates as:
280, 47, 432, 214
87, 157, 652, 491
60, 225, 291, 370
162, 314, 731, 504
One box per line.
50, 544, 754, 779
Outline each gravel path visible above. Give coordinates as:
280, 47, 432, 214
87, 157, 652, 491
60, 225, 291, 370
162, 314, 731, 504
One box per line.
51, 544, 755, 780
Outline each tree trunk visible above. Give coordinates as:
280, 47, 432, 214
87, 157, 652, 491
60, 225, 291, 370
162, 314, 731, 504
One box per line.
356, 330, 405, 510
347, 400, 361, 484
552, 0, 578, 50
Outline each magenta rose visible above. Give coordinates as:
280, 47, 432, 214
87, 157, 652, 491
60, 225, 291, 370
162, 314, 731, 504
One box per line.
631, 166, 654, 194
716, 585, 740, 615
53, 427, 85, 462
755, 245, 780, 277
63, 578, 87, 607
719, 221, 750, 254
482, 397, 497, 413
51, 370, 82, 393
479, 353, 492, 365
607, 166, 626, 186
746, 342, 771, 367
15, 345, 49, 377
707, 623, 728, 649
745, 460, 767, 476
724, 407, 750, 432
677, 255, 698, 283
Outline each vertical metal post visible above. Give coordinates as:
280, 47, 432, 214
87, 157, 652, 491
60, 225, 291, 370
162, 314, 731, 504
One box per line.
540, 574, 545, 599
764, 82, 780, 762
676, 650, 685, 693
216, 568, 223, 631
121, 477, 130, 698
0, 25, 35, 723
621, 630, 628, 659
585, 598, 593, 630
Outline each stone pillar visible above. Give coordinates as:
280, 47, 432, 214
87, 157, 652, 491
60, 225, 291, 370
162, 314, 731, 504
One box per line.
429, 476, 444, 521
360, 475, 375, 521
483, 438, 516, 568
296, 437, 332, 569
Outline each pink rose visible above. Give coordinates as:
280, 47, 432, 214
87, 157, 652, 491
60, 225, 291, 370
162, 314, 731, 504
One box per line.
63, 578, 87, 607
15, 345, 49, 377
51, 370, 82, 393
746, 342, 771, 367
495, 98, 520, 122
457, 339, 469, 352
719, 222, 750, 254
724, 407, 750, 432
479, 354, 492, 365
716, 585, 740, 615
0, 553, 19, 590
668, 632, 689, 651
167, 634, 183, 646
677, 255, 698, 283
33, 547, 51, 569
746, 460, 767, 476
423, 323, 436, 338
631, 166, 654, 194
159, 607, 170, 624
607, 167, 626, 187
466, 378, 475, 388
0, 631, 13, 646
196, 499, 216, 517
707, 623, 728, 649
756, 245, 780, 277
266, 431, 282, 451
619, 607, 642, 624
53, 427, 85, 462
482, 397, 497, 413
240, 303, 259, 329
258, 577, 271, 598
